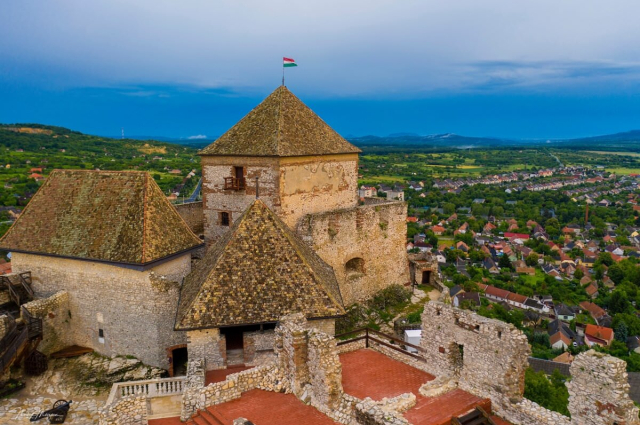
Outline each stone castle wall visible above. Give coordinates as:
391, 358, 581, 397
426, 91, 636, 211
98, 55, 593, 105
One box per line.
278, 155, 359, 229
419, 302, 640, 425
186, 329, 226, 371
568, 350, 640, 425
174, 201, 204, 234
201, 156, 281, 244
298, 199, 409, 304
11, 252, 191, 369
201, 154, 359, 245
420, 302, 531, 402
22, 291, 71, 355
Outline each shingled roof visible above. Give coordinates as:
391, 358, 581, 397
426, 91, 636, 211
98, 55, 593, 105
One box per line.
0, 170, 203, 266
199, 86, 361, 157
175, 199, 345, 330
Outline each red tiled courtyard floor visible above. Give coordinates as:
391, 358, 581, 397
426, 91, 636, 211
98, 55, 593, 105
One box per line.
205, 365, 253, 385
340, 348, 435, 399
340, 349, 493, 425
214, 389, 339, 425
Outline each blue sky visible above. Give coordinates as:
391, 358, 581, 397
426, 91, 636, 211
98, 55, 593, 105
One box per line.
1, 1, 639, 139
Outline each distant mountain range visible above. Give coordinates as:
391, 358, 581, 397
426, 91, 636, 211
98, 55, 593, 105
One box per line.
22, 126, 640, 150
347, 130, 640, 150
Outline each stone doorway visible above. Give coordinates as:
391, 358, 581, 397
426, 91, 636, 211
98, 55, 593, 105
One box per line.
421, 270, 431, 285
166, 344, 188, 377
221, 325, 262, 366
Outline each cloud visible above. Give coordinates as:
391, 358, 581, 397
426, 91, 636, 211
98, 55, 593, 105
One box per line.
1, 1, 640, 97
187, 135, 207, 140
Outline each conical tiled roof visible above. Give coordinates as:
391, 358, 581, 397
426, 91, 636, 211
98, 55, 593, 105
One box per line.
0, 170, 203, 265
175, 200, 345, 330
199, 86, 361, 157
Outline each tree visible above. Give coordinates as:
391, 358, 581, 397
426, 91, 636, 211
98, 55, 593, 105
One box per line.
525, 253, 539, 267
499, 255, 513, 270
597, 252, 614, 267
608, 290, 632, 315
608, 264, 625, 285
523, 368, 570, 416
573, 268, 584, 281
615, 321, 629, 343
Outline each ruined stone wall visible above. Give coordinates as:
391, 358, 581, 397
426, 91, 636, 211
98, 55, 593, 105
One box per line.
11, 252, 191, 369
174, 201, 204, 234
187, 329, 226, 370
278, 155, 359, 229
180, 358, 206, 421
99, 394, 148, 425
308, 318, 336, 336
201, 156, 280, 244
306, 329, 344, 411
298, 199, 409, 304
420, 302, 530, 403
568, 350, 640, 425
22, 291, 71, 355
243, 329, 275, 364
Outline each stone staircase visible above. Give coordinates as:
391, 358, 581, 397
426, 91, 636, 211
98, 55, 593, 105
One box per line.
187, 405, 232, 425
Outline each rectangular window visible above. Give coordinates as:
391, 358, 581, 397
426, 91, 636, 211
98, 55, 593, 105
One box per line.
234, 166, 244, 180
98, 328, 105, 344
220, 211, 230, 226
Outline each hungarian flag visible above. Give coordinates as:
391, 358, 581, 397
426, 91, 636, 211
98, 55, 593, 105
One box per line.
283, 57, 297, 67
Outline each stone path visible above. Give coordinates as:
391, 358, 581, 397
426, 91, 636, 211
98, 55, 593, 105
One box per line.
0, 397, 102, 424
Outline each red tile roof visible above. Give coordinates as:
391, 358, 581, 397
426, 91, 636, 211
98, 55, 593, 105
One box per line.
585, 324, 614, 343
580, 302, 607, 320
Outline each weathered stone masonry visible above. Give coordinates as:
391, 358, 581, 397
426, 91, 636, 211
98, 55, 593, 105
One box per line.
175, 201, 204, 235
11, 252, 191, 369
420, 301, 640, 425
298, 198, 410, 304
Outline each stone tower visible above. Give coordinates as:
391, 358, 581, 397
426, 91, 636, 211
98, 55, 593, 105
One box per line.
200, 86, 409, 304
199, 86, 362, 243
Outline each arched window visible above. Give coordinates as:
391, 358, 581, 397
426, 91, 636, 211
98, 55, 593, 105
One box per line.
345, 257, 365, 277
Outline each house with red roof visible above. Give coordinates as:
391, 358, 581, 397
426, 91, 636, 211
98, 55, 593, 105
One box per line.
584, 324, 614, 347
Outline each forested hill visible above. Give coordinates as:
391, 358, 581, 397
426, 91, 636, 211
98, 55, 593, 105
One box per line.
0, 124, 201, 209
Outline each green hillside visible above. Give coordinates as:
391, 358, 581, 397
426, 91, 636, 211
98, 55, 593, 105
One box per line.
0, 124, 202, 210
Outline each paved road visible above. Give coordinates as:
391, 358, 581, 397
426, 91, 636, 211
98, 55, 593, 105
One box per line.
185, 177, 202, 203
548, 152, 564, 168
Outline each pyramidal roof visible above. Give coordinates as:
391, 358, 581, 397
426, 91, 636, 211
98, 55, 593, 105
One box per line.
199, 86, 361, 157
0, 170, 203, 266
175, 199, 345, 330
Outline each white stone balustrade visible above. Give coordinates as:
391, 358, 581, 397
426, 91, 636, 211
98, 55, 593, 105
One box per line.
106, 376, 187, 406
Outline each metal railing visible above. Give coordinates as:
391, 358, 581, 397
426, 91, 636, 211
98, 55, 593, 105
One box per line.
224, 177, 246, 191
335, 327, 427, 362
106, 376, 187, 406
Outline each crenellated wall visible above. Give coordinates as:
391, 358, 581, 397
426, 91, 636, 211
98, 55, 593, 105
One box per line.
298, 199, 410, 304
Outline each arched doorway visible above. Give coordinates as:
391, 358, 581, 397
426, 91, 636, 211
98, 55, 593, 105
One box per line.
166, 344, 188, 377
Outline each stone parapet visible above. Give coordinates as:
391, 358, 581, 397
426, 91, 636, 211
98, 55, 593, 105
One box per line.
568, 350, 640, 425
354, 398, 410, 425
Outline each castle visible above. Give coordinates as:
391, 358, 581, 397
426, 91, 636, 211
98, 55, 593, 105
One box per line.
0, 86, 408, 372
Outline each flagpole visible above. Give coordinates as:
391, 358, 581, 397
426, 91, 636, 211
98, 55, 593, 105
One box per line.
282, 60, 285, 86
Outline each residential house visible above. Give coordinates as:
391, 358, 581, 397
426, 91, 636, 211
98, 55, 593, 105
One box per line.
549, 319, 576, 350
584, 324, 614, 347
453, 292, 481, 308
554, 304, 576, 322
